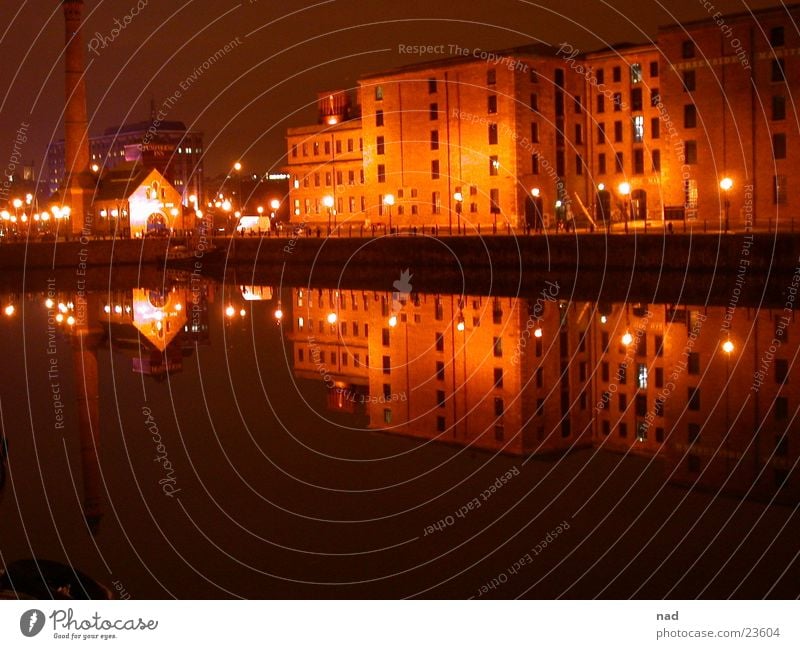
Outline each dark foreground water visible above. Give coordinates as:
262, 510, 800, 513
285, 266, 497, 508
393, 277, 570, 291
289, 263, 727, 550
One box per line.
0, 273, 797, 599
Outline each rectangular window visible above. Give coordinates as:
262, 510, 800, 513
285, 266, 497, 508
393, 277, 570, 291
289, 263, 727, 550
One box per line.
376, 136, 385, 155
688, 352, 700, 375
773, 96, 786, 121
488, 94, 498, 114
613, 93, 622, 111
428, 77, 437, 93
436, 390, 446, 408
487, 68, 496, 85
435, 332, 444, 352
637, 363, 648, 389
614, 121, 623, 142
531, 122, 539, 143
651, 117, 660, 139
633, 115, 644, 142
376, 110, 384, 127
597, 95, 605, 113
775, 358, 789, 384
775, 397, 788, 420
430, 130, 439, 150
575, 124, 584, 144
682, 40, 695, 59
532, 154, 539, 174
432, 191, 441, 213
684, 104, 697, 128
377, 164, 386, 183
597, 122, 606, 144
688, 423, 700, 443
772, 58, 785, 82
556, 151, 565, 176
382, 356, 391, 375
773, 133, 787, 159
530, 94, 538, 111
634, 149, 644, 174
493, 336, 503, 357
574, 95, 582, 113
494, 368, 503, 388
650, 61, 659, 77
494, 397, 504, 417
655, 367, 664, 388
430, 103, 439, 120
683, 70, 696, 92
382, 328, 390, 346
615, 152, 624, 173
576, 154, 584, 175
598, 153, 606, 174
631, 88, 643, 111
651, 88, 660, 107
375, 85, 384, 100
489, 155, 499, 176
488, 123, 498, 145
688, 387, 700, 411
636, 394, 647, 417
774, 175, 787, 205
684, 140, 697, 164
631, 63, 642, 83
652, 149, 661, 172
431, 160, 440, 180
490, 188, 500, 214
613, 66, 621, 82
771, 26, 785, 47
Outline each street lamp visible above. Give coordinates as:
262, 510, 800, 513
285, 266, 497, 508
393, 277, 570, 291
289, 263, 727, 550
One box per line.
618, 182, 631, 233
323, 195, 335, 231
384, 194, 395, 233
621, 330, 634, 346
453, 191, 464, 234
720, 177, 733, 233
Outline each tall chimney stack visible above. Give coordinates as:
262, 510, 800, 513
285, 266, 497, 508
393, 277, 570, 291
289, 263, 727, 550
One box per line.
62, 0, 92, 237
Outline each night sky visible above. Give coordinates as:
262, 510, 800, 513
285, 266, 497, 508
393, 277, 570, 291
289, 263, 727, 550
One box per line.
0, 0, 785, 179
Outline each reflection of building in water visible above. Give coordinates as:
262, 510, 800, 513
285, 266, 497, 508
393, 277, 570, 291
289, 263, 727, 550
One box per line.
102, 286, 208, 379
288, 288, 370, 413
288, 288, 799, 502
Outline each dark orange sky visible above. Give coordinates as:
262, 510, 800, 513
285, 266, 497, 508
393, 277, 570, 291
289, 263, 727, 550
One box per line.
0, 0, 787, 179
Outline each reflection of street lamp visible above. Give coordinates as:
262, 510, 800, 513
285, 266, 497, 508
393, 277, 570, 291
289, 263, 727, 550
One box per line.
384, 194, 395, 232
453, 191, 463, 234
621, 330, 633, 346
323, 195, 335, 231
618, 181, 631, 233
720, 177, 733, 233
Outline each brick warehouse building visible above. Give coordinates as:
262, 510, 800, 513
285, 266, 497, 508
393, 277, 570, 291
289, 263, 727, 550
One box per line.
285, 3, 800, 231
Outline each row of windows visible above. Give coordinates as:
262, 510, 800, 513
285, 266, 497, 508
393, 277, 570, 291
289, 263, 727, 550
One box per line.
592, 61, 659, 87
681, 26, 786, 60
297, 169, 365, 188
291, 137, 363, 158
297, 347, 368, 369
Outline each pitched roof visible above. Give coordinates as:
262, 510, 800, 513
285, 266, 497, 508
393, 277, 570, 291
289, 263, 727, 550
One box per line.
93, 162, 154, 202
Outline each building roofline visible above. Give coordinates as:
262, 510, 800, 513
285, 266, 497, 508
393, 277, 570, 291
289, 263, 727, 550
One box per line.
358, 42, 562, 80
658, 2, 800, 32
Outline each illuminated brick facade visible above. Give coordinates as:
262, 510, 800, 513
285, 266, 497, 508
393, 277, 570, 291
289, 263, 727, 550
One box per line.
286, 4, 800, 231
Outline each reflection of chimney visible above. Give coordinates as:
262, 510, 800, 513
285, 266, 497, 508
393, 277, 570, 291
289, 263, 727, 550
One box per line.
62, 0, 92, 237
72, 294, 105, 535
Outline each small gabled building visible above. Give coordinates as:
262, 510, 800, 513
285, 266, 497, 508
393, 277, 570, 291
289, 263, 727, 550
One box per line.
92, 163, 186, 238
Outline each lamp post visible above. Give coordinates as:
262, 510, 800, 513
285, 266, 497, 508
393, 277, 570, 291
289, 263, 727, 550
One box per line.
270, 198, 280, 232
323, 194, 335, 233
453, 192, 464, 234
384, 194, 395, 233
531, 187, 541, 233
233, 161, 243, 213
722, 338, 734, 469
618, 182, 631, 234
720, 177, 733, 233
